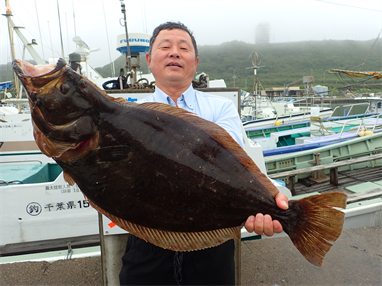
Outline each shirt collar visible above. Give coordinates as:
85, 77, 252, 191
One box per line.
152, 87, 173, 105
153, 85, 195, 110
181, 84, 195, 110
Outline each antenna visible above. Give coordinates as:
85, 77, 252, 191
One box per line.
72, 36, 100, 59
246, 52, 265, 95
232, 70, 237, 87
73, 36, 90, 50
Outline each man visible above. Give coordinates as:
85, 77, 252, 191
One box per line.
119, 22, 289, 285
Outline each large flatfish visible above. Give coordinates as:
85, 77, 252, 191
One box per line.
13, 59, 347, 267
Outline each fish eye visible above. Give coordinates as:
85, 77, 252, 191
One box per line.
79, 79, 87, 89
59, 83, 70, 94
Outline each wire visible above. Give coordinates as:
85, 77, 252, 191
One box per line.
316, 0, 382, 13
327, 76, 378, 94
356, 27, 382, 72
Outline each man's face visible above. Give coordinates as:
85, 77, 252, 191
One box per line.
146, 29, 199, 88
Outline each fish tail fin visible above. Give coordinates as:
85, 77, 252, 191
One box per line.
286, 192, 347, 267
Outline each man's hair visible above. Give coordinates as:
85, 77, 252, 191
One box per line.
148, 22, 198, 59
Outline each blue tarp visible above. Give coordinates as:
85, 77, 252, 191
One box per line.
0, 81, 12, 90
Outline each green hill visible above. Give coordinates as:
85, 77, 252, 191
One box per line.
95, 39, 381, 93
195, 39, 381, 92
2, 39, 381, 94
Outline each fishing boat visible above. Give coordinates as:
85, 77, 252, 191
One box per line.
263, 129, 382, 181
241, 97, 335, 130
0, 164, 99, 250
0, 81, 12, 91
354, 96, 382, 113
247, 113, 382, 157
241, 97, 375, 130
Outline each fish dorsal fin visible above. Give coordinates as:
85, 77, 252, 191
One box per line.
139, 102, 249, 159
113, 97, 136, 104
139, 102, 279, 196
89, 198, 240, 251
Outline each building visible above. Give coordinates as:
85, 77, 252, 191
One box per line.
255, 23, 270, 45
264, 86, 304, 97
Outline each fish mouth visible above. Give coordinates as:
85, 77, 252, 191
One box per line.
12, 58, 67, 93
12, 58, 98, 162
13, 58, 92, 128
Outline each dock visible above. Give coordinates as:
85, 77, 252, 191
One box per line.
0, 226, 380, 285
286, 164, 382, 198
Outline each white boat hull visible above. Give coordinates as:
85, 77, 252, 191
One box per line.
0, 172, 99, 248
243, 109, 333, 130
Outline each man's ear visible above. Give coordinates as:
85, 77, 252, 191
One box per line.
146, 53, 151, 69
195, 57, 199, 69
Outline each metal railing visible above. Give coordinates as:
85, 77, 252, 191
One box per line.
328, 102, 370, 119
337, 114, 382, 139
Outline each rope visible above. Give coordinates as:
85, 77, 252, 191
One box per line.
173, 251, 183, 285
356, 27, 382, 72
310, 116, 333, 136
0, 180, 23, 185
66, 242, 73, 260
102, 77, 156, 90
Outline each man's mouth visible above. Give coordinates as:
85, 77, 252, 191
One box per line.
167, 62, 182, 68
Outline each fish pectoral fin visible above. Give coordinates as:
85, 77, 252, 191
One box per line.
63, 171, 76, 186
88, 199, 240, 251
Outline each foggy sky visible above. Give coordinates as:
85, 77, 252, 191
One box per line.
1, 0, 381, 70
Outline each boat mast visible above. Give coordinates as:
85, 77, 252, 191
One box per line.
120, 0, 132, 75
34, 0, 46, 62
102, 0, 115, 77
47, 21, 55, 59
4, 0, 20, 97
72, 0, 77, 36
56, 0, 65, 59
3, 4, 45, 65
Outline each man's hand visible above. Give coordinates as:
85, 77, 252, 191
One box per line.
244, 192, 289, 236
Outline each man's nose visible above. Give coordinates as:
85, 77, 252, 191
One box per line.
169, 47, 180, 58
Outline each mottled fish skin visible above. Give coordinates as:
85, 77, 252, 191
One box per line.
14, 60, 280, 232
57, 103, 281, 232
13, 59, 347, 267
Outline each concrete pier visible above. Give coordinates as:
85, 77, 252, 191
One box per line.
0, 226, 381, 285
